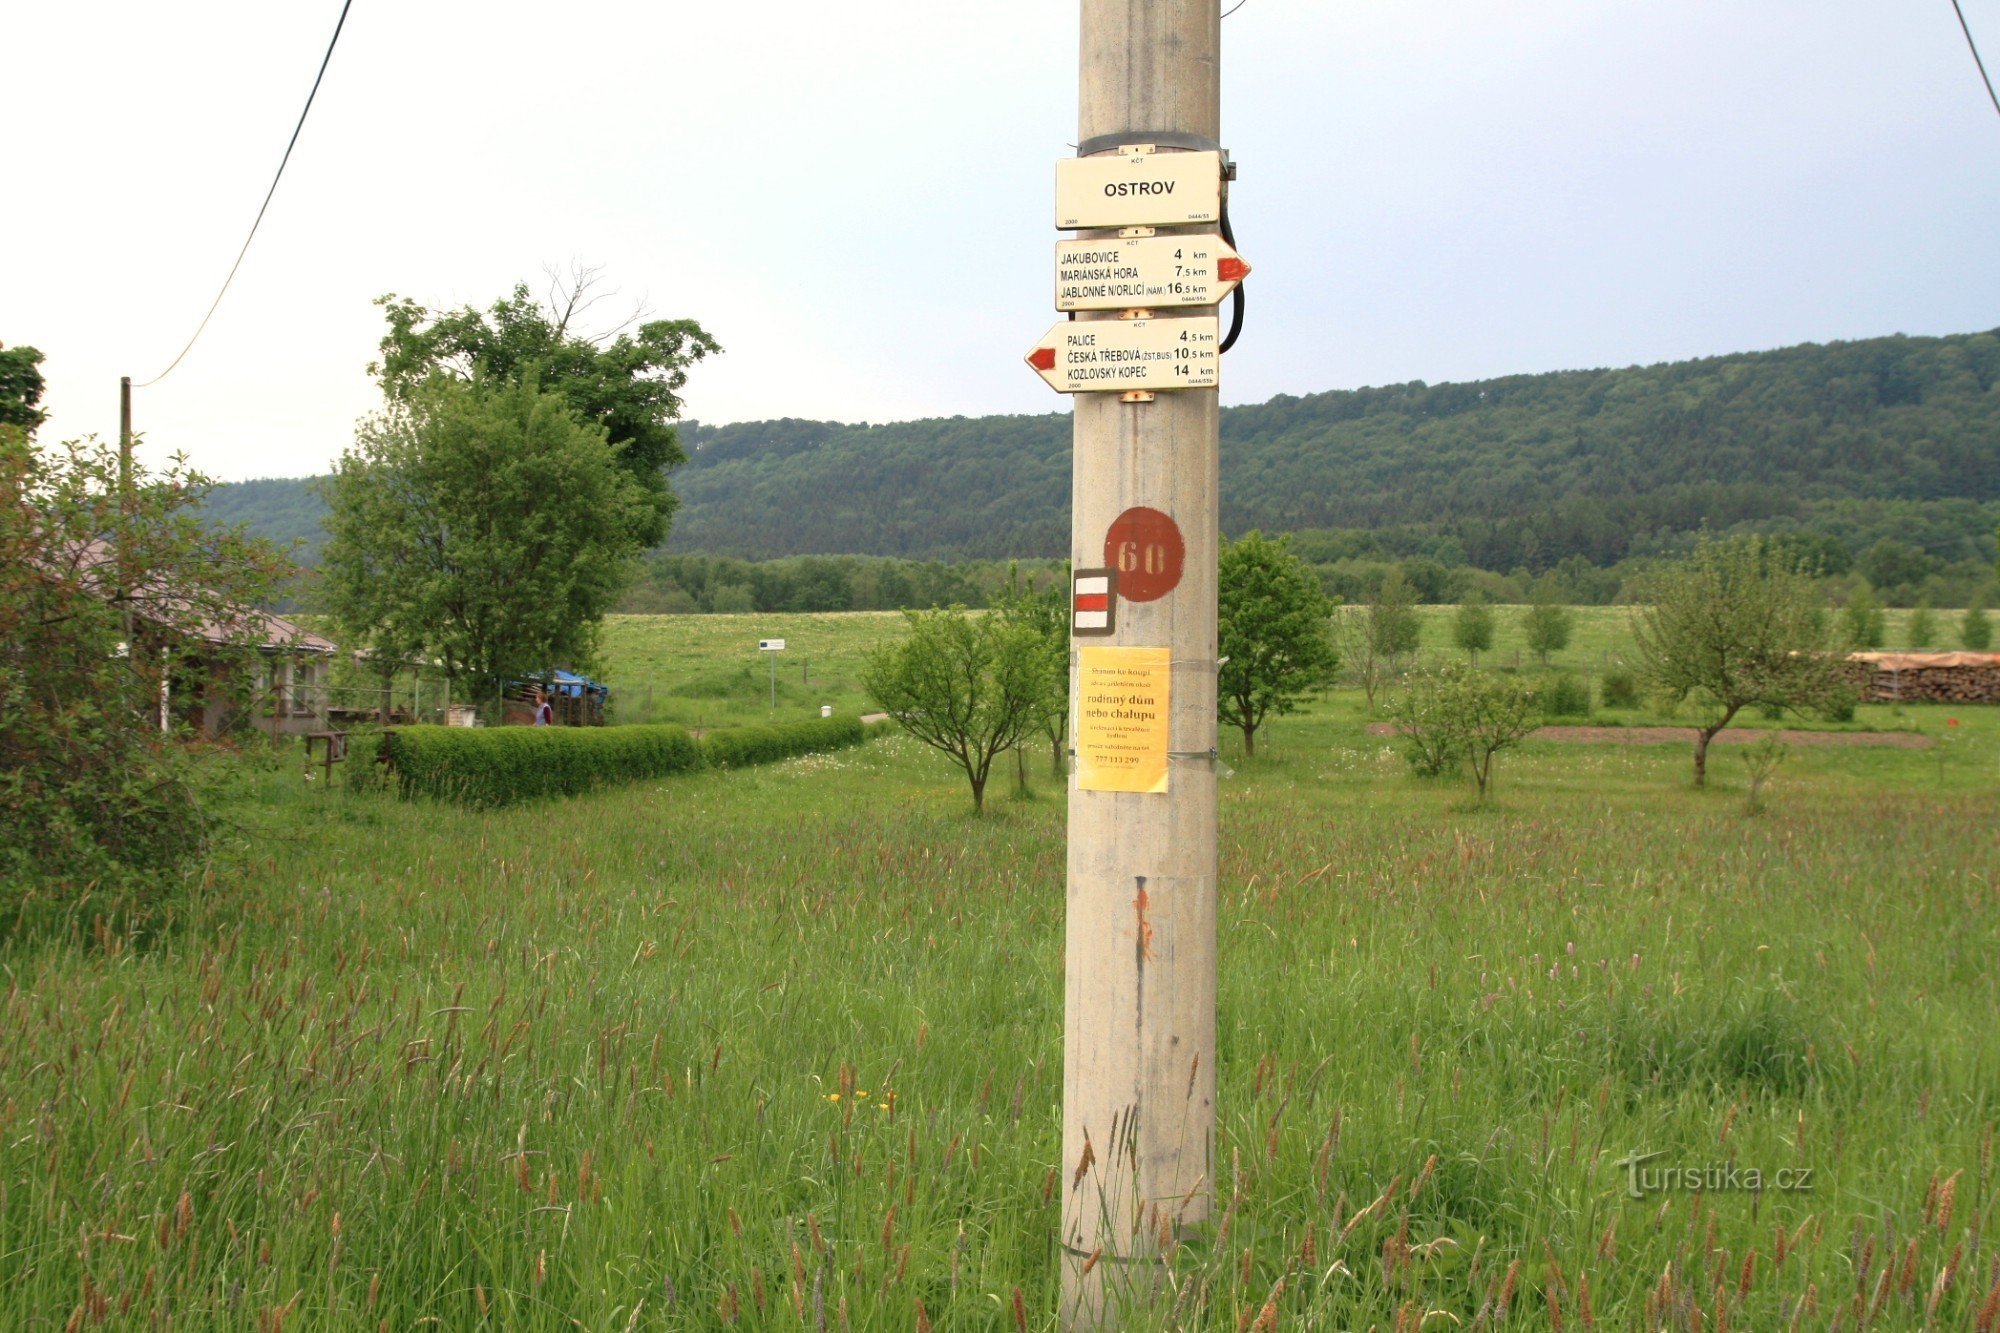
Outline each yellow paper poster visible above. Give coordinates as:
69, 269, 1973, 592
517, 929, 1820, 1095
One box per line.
1076, 646, 1171, 794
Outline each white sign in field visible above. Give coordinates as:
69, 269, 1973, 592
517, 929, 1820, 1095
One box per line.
1055, 234, 1249, 311
758, 639, 786, 651
1055, 149, 1223, 229
1024, 317, 1220, 393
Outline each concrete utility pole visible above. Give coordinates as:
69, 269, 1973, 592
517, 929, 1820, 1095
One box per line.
1061, 2, 1221, 1325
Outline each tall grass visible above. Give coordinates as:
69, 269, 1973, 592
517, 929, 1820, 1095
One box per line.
0, 703, 1995, 1327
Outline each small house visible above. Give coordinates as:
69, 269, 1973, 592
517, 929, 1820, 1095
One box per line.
166, 609, 337, 738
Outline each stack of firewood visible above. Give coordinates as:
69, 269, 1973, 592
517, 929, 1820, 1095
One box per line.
1847, 652, 2000, 703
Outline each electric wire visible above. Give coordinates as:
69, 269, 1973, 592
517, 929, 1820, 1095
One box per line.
136, 0, 355, 387
1222, 1, 1249, 18
1950, 0, 2000, 122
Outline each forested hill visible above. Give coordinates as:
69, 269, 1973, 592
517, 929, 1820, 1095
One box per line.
671, 328, 2000, 566
211, 327, 2000, 569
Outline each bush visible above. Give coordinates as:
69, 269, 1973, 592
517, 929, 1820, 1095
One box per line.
2, 432, 288, 925
1539, 673, 1592, 718
1599, 669, 1640, 709
701, 716, 865, 768
381, 725, 703, 806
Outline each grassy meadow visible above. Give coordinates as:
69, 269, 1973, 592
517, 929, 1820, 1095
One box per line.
2, 613, 1998, 1328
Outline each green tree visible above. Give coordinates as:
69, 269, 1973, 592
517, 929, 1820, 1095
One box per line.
1907, 599, 1936, 650
1963, 599, 1993, 651
1389, 663, 1541, 800
0, 343, 47, 431
321, 373, 651, 711
2, 431, 287, 919
371, 270, 718, 548
861, 607, 1049, 814
1841, 583, 1886, 650
1523, 577, 1573, 666
1218, 532, 1340, 758
1452, 592, 1495, 665
1368, 567, 1422, 661
1632, 536, 1852, 788
994, 564, 1069, 790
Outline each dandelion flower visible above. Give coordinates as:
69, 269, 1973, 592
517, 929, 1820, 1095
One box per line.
856, 1091, 869, 1099
826, 1094, 841, 1102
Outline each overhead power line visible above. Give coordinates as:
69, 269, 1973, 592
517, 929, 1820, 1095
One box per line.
1951, 0, 2000, 123
136, 0, 355, 387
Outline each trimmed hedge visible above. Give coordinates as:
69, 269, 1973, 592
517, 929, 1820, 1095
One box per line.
380, 715, 877, 805
380, 725, 703, 806
700, 715, 866, 768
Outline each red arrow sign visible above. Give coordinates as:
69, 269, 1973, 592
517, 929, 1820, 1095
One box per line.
1027, 346, 1057, 372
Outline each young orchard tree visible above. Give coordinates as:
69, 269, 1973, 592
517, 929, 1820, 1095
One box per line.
1389, 663, 1541, 800
1452, 592, 1495, 666
861, 607, 1050, 814
1332, 605, 1381, 706
1632, 535, 1852, 788
1523, 577, 1573, 666
1357, 566, 1422, 706
1217, 531, 1340, 757
1963, 599, 1993, 651
1907, 599, 1936, 650
1456, 669, 1542, 801
1841, 583, 1886, 650
371, 267, 718, 549
322, 373, 651, 711
994, 564, 1070, 793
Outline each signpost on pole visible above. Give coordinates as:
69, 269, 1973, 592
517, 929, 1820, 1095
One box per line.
1033, 4, 1230, 1325
1025, 317, 1221, 394
759, 638, 785, 711
1055, 234, 1248, 312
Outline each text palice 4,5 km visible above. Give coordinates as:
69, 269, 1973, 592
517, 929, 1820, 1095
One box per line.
1024, 317, 1219, 394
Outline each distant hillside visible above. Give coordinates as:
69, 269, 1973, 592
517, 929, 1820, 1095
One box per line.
199, 476, 328, 556
208, 327, 2000, 570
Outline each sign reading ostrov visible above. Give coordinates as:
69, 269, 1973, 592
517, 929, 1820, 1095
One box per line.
1054, 149, 1224, 229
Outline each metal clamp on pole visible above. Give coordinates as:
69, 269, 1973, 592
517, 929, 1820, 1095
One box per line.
1166, 747, 1234, 778
1076, 129, 1224, 160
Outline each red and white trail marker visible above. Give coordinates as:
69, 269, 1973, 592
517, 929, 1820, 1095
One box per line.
1072, 568, 1117, 636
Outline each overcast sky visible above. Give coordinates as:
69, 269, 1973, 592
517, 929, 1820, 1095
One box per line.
5, 2, 1999, 481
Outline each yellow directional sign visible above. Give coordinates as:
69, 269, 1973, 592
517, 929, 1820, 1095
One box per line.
1055, 149, 1224, 229
1055, 234, 1249, 311
1024, 317, 1220, 394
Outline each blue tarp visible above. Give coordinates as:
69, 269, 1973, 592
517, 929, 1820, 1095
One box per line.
510, 670, 610, 700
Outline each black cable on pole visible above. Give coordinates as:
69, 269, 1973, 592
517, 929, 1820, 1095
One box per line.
1951, 0, 2000, 122
1218, 197, 1245, 354
136, 0, 355, 387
